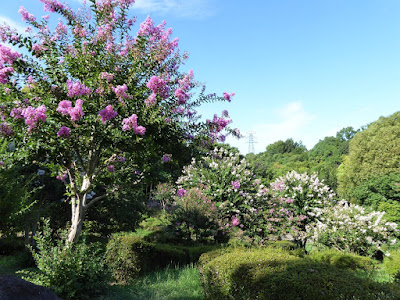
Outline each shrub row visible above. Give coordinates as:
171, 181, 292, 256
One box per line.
198, 247, 400, 300
105, 233, 220, 283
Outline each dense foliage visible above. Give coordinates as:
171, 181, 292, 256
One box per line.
338, 112, 400, 201
19, 221, 109, 300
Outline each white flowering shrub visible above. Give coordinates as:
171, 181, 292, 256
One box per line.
176, 147, 262, 234
268, 171, 337, 245
308, 202, 398, 256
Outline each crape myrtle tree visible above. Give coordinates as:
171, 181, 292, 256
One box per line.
0, 0, 237, 243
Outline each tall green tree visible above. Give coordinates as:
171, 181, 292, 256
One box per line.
338, 112, 400, 201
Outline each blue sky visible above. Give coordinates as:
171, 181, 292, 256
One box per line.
1, 0, 399, 154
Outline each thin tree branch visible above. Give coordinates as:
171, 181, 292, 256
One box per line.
84, 193, 108, 210
74, 145, 87, 174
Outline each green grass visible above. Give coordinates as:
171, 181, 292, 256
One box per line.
98, 264, 204, 300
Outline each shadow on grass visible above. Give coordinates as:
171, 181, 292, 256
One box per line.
99, 265, 204, 300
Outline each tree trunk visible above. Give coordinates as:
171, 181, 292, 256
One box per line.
68, 198, 85, 243
67, 174, 93, 243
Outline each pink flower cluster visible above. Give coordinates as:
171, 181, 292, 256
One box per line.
56, 173, 67, 182
231, 180, 240, 190
10, 107, 23, 119
223, 92, 235, 102
162, 154, 171, 162
137, 17, 179, 62
99, 72, 114, 82
57, 126, 71, 138
122, 114, 146, 135
0, 122, 13, 137
231, 216, 240, 226
177, 188, 186, 198
0, 45, 21, 84
113, 84, 131, 100
174, 88, 188, 105
145, 93, 156, 107
57, 99, 84, 121
21, 105, 47, 132
18, 6, 36, 22
66, 79, 91, 97
73, 25, 87, 37
207, 113, 232, 133
146, 76, 169, 99
98, 105, 118, 124
39, 0, 65, 13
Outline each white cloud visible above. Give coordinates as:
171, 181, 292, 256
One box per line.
226, 101, 316, 154
0, 16, 26, 34
133, 0, 216, 18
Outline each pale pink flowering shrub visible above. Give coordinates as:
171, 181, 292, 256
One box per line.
98, 105, 118, 124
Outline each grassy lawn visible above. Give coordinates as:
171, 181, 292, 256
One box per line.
99, 264, 204, 300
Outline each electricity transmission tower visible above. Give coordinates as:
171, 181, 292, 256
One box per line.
246, 131, 257, 154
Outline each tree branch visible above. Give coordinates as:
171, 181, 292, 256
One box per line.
74, 145, 87, 174
84, 193, 108, 210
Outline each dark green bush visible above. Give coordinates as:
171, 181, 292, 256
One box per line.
310, 249, 376, 271
199, 247, 400, 300
0, 237, 25, 255
19, 221, 109, 300
105, 234, 191, 283
384, 249, 400, 280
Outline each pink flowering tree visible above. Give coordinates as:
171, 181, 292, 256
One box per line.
0, 0, 237, 243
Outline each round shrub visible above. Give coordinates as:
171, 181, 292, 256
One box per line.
105, 233, 190, 283
199, 247, 400, 300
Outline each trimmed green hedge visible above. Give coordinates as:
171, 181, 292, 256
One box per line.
199, 247, 400, 299
309, 249, 376, 271
105, 233, 221, 283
